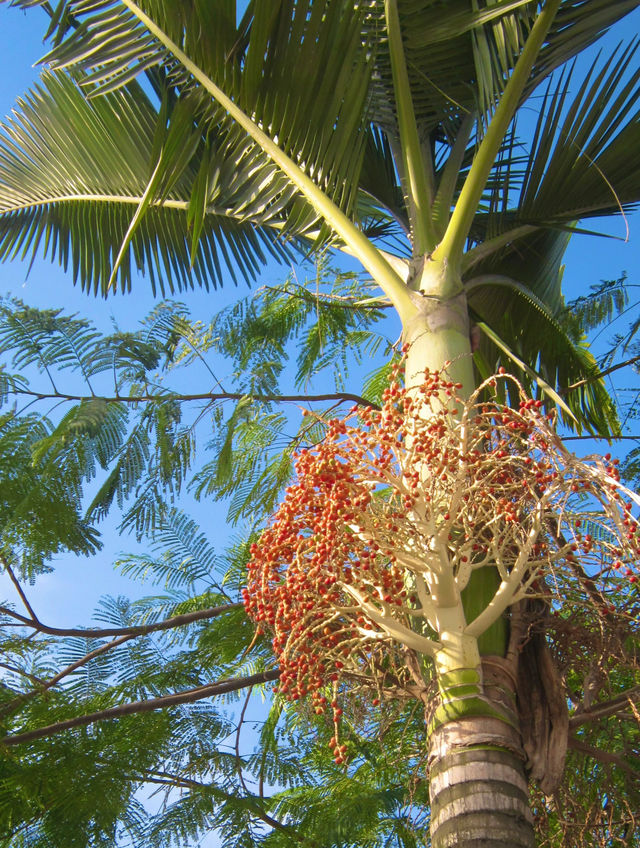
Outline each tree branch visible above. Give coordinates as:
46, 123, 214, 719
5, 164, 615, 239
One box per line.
570, 685, 640, 729
2, 669, 281, 747
8, 388, 379, 410
568, 736, 640, 777
0, 602, 243, 639
566, 354, 640, 392
0, 633, 137, 719
141, 768, 309, 845
562, 435, 640, 442
0, 661, 44, 686
235, 685, 254, 797
0, 555, 39, 622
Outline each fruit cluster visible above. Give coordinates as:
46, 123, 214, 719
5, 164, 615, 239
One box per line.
243, 363, 639, 758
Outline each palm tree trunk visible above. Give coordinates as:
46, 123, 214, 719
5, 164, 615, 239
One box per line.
402, 281, 535, 846
427, 659, 535, 848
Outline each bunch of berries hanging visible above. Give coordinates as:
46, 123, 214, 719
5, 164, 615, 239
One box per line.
243, 361, 640, 758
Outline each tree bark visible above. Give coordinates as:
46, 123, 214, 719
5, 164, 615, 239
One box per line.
427, 658, 535, 848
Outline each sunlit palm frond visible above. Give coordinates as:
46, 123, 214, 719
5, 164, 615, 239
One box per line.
21, 0, 378, 232
0, 71, 297, 294
467, 273, 619, 434
370, 0, 639, 141
518, 42, 640, 226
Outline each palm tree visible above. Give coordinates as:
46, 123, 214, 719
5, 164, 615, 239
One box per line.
1, 1, 640, 845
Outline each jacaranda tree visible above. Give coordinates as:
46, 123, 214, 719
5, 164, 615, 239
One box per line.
0, 1, 640, 846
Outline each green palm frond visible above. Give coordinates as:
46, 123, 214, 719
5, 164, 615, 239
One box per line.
466, 224, 570, 311
359, 126, 409, 236
38, 0, 375, 202
6, 1, 381, 261
518, 42, 640, 225
465, 41, 640, 271
466, 273, 619, 434
0, 71, 294, 295
370, 0, 639, 139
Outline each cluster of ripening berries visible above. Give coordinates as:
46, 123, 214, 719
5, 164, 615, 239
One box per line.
243, 363, 640, 764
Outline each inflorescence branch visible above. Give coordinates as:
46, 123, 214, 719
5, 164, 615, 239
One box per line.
243, 360, 640, 764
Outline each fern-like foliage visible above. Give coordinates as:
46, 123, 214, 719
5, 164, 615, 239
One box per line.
0, 261, 402, 847
561, 276, 630, 342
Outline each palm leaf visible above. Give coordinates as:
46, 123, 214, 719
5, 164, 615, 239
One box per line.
0, 71, 297, 295
370, 0, 640, 140
518, 42, 640, 225
25, 1, 378, 221
467, 274, 619, 434
464, 42, 640, 271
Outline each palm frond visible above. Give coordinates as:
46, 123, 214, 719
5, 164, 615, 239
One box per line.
0, 71, 295, 295
518, 43, 640, 225
466, 273, 619, 434
8, 1, 381, 253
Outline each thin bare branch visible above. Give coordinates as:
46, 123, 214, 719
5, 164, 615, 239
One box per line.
0, 661, 44, 685
235, 685, 254, 797
0, 633, 136, 719
0, 555, 39, 622
562, 434, 640, 442
6, 388, 379, 410
567, 354, 640, 392
0, 602, 243, 639
141, 767, 309, 844
2, 669, 281, 747
568, 736, 640, 777
570, 686, 640, 729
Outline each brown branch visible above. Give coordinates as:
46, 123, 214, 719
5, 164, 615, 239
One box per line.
568, 736, 640, 777
142, 767, 309, 845
567, 354, 640, 392
0, 602, 243, 639
570, 685, 640, 729
235, 685, 254, 797
0, 661, 45, 686
549, 529, 610, 615
0, 555, 39, 622
562, 434, 640, 442
0, 633, 137, 719
143, 769, 205, 789
0, 603, 246, 718
259, 283, 391, 311
2, 669, 281, 747
10, 388, 379, 410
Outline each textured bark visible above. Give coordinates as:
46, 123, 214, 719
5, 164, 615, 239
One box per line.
427, 658, 535, 848
516, 625, 569, 794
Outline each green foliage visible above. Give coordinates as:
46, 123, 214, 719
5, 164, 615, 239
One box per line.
0, 261, 389, 551
561, 276, 629, 340
191, 260, 392, 524
0, 411, 102, 572
0, 264, 401, 845
468, 271, 620, 434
